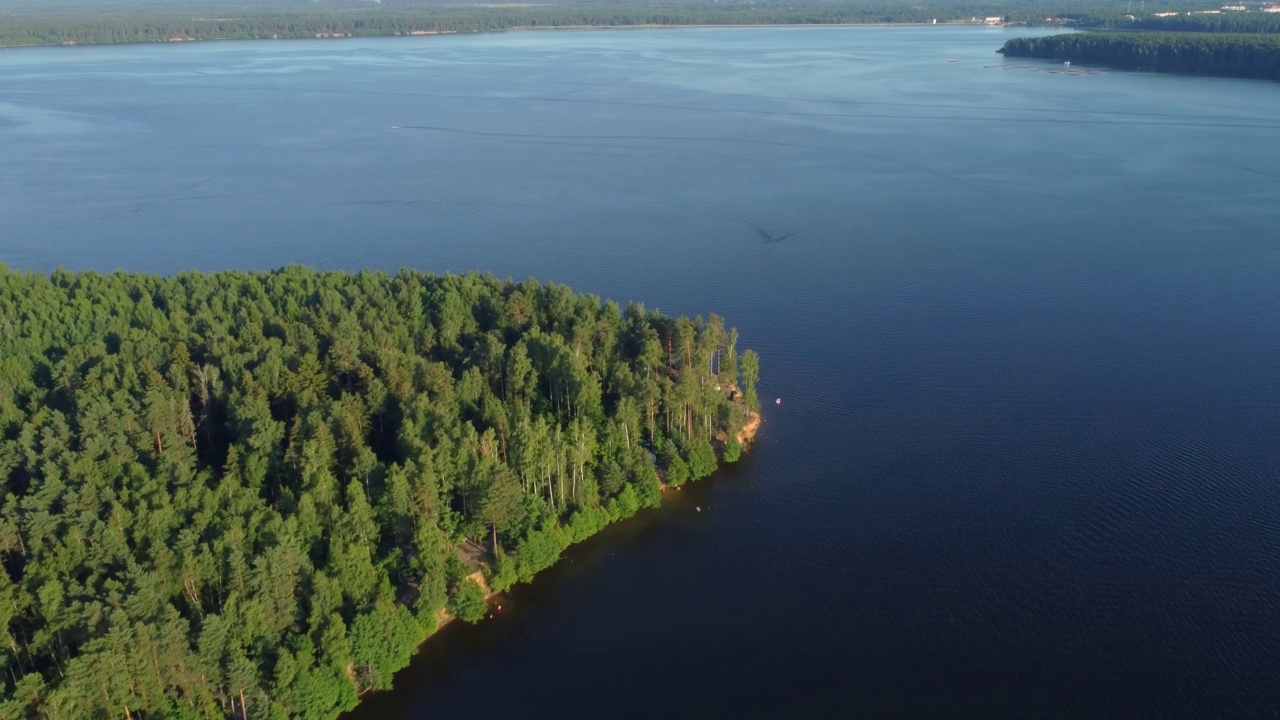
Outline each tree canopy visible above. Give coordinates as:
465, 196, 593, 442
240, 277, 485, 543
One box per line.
999, 31, 1280, 81
1056, 11, 1280, 34
0, 0, 1188, 49
0, 265, 755, 718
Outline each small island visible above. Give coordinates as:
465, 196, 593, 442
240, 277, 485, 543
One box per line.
0, 266, 759, 718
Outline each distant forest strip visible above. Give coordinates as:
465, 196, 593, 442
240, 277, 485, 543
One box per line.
0, 0, 1185, 48
1059, 12, 1280, 34
0, 266, 758, 718
0, 7, 919, 48
999, 32, 1280, 81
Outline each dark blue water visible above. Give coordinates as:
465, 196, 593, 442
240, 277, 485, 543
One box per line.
3, 26, 1280, 717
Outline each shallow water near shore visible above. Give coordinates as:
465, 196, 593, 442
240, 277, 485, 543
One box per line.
3, 25, 1280, 717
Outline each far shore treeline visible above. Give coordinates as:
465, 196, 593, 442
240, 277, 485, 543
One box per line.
0, 266, 759, 718
9, 0, 1280, 86
8, 1, 994, 48
0, 0, 1188, 49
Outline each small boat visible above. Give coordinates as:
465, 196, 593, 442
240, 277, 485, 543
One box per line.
1064, 60, 1071, 66
946, 59, 961, 63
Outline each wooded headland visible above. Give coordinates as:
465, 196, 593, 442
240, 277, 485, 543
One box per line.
999, 31, 1280, 82
0, 266, 759, 718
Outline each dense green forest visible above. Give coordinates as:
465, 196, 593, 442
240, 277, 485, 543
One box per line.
0, 266, 758, 718
999, 31, 1280, 80
0, 0, 1185, 48
1070, 12, 1280, 33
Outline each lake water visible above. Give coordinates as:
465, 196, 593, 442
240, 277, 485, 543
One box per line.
4, 25, 1280, 717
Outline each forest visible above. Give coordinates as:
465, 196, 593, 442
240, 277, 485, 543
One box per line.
1069, 12, 1280, 33
0, 266, 758, 718
0, 6, 858, 48
0, 0, 1186, 48
999, 31, 1280, 80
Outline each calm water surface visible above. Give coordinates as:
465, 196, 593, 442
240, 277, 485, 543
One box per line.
3, 26, 1280, 717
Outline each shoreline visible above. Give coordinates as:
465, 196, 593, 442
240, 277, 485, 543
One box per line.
508, 22, 975, 31
0, 21, 1027, 51
737, 410, 762, 445
370, 408, 762, 706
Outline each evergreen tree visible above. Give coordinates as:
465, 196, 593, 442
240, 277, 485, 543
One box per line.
723, 434, 743, 463
448, 578, 489, 625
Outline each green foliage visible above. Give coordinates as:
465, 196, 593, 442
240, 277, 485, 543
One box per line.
740, 348, 761, 412
445, 552, 470, 587
0, 0, 1131, 49
631, 462, 663, 509
350, 602, 422, 690
0, 265, 755, 718
1000, 31, 1280, 81
1119, 14, 1280, 34
447, 578, 488, 625
272, 638, 357, 720
598, 459, 627, 498
608, 484, 642, 522
686, 439, 718, 481
514, 527, 569, 583
1055, 10, 1280, 34
566, 506, 611, 543
723, 434, 743, 463
489, 547, 518, 593
665, 454, 691, 488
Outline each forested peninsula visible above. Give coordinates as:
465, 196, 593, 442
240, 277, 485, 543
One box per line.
999, 32, 1280, 82
0, 266, 760, 718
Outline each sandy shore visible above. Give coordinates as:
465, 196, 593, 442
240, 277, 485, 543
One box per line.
737, 410, 761, 445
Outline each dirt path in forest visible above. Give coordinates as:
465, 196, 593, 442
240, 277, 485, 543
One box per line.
459, 539, 490, 566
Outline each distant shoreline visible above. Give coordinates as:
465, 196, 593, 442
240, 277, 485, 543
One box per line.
507, 22, 976, 31
0, 21, 1028, 52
